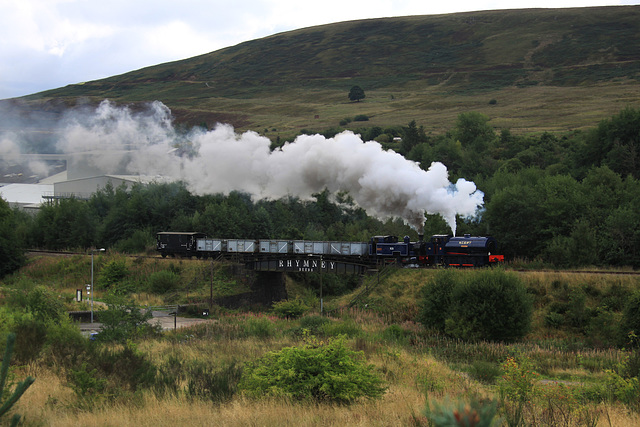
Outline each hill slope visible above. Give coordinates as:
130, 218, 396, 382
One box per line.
7, 6, 640, 137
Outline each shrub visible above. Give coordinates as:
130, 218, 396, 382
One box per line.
239, 335, 386, 404
186, 361, 242, 403
148, 270, 180, 294
298, 315, 331, 335
90, 343, 158, 392
497, 357, 539, 426
8, 286, 66, 324
11, 314, 48, 363
95, 296, 160, 343
566, 287, 590, 329
68, 362, 108, 409
586, 307, 621, 347
417, 269, 456, 332
620, 290, 640, 347
97, 260, 128, 290
468, 360, 502, 384
445, 270, 532, 342
271, 299, 309, 319
419, 269, 533, 342
353, 114, 369, 122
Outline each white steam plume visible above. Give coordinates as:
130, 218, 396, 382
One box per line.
58, 100, 483, 235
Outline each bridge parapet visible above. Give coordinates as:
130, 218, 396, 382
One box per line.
248, 256, 368, 275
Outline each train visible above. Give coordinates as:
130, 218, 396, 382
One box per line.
156, 232, 504, 268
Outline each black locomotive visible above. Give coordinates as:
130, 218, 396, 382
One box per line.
157, 232, 503, 268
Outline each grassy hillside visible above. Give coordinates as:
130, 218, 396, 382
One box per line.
6, 6, 640, 138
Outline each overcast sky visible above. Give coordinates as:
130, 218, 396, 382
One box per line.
0, 0, 638, 100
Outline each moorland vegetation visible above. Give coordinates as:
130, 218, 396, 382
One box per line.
3, 6, 640, 137
1, 105, 640, 425
1, 255, 640, 425
1, 6, 640, 424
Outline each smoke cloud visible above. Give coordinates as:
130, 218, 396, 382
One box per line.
6, 100, 485, 234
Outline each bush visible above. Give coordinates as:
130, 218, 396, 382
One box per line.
419, 269, 533, 342
10, 314, 48, 363
186, 361, 242, 403
353, 114, 369, 122
297, 315, 331, 336
271, 299, 309, 319
148, 270, 180, 294
92, 343, 158, 391
95, 296, 160, 343
68, 362, 108, 408
417, 269, 456, 332
8, 286, 66, 324
97, 259, 128, 290
467, 360, 502, 384
620, 290, 640, 347
239, 335, 386, 403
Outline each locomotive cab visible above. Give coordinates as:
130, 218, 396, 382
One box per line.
444, 234, 503, 267
369, 235, 409, 261
420, 234, 451, 265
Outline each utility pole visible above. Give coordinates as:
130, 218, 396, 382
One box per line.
90, 248, 105, 323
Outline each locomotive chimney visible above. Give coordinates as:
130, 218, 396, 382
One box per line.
418, 233, 424, 242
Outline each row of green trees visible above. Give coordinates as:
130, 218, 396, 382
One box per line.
1, 107, 639, 277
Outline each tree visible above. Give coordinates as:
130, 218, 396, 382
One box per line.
453, 111, 495, 151
580, 107, 640, 178
0, 198, 25, 278
0, 333, 35, 426
348, 85, 365, 102
94, 295, 160, 343
401, 120, 427, 155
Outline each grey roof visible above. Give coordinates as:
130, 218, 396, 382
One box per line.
0, 183, 53, 205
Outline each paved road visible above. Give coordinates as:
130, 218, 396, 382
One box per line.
78, 310, 212, 334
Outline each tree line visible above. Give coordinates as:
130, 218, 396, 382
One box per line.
1, 106, 639, 277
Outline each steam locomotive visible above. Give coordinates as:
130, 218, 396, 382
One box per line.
156, 232, 504, 268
